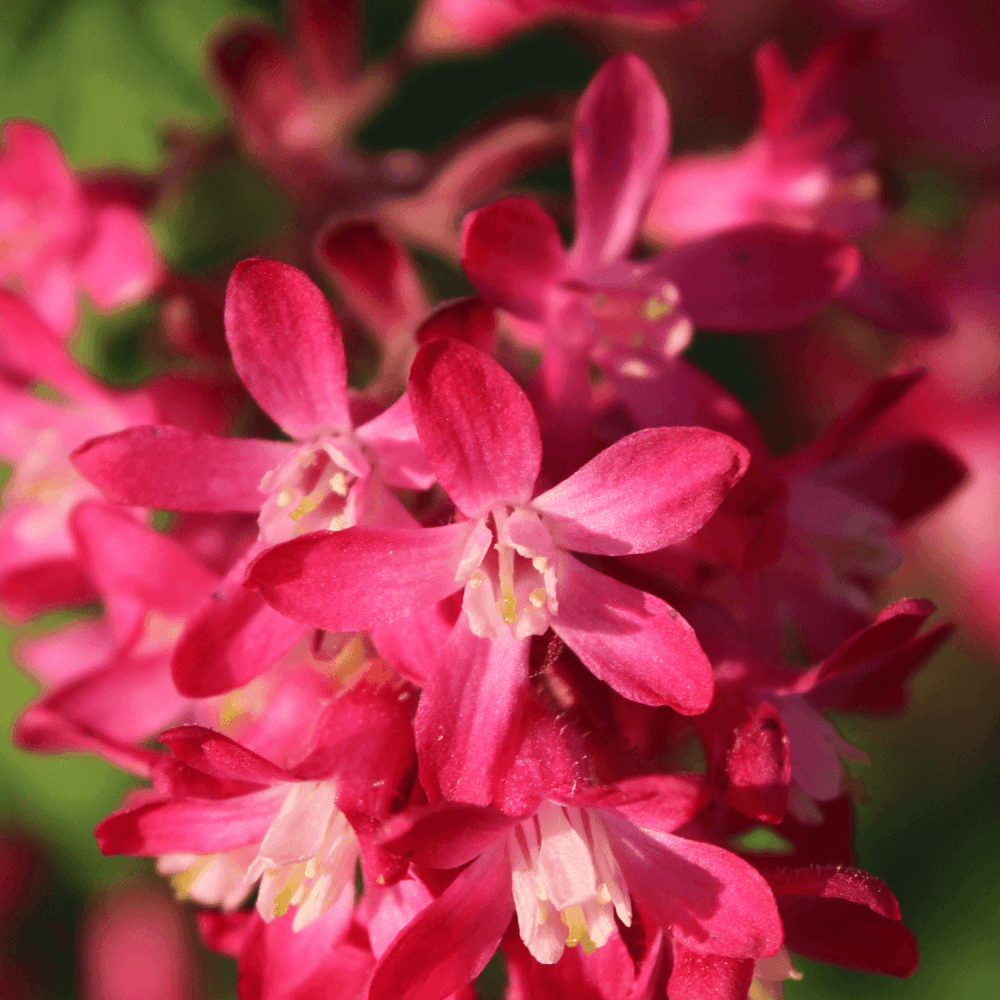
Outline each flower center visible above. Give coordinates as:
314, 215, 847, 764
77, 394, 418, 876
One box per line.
258, 437, 370, 545
457, 506, 559, 640
507, 802, 631, 965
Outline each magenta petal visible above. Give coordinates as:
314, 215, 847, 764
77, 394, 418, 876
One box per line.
408, 339, 542, 517
568, 773, 707, 835
667, 946, 755, 1000
247, 523, 472, 631
570, 54, 669, 270
838, 257, 948, 337
77, 204, 162, 310
608, 823, 783, 959
533, 427, 748, 555
378, 802, 520, 869
356, 394, 436, 491
368, 841, 514, 1000
460, 196, 566, 321
553, 556, 713, 712
73, 427, 293, 512
415, 616, 530, 806
225, 258, 350, 438
96, 786, 286, 856
172, 550, 306, 698
369, 596, 461, 685
158, 726, 291, 785
660, 224, 860, 330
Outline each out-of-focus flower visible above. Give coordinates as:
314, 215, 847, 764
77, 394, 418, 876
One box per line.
0, 121, 162, 336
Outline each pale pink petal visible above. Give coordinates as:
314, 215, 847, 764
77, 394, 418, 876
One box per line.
73, 427, 294, 512
607, 821, 783, 959
415, 616, 530, 806
459, 196, 566, 321
0, 290, 104, 401
225, 258, 350, 438
368, 840, 514, 1000
570, 54, 669, 271
408, 339, 541, 517
70, 503, 219, 616
247, 523, 472, 631
552, 555, 713, 713
533, 427, 748, 555
77, 204, 162, 310
356, 394, 436, 491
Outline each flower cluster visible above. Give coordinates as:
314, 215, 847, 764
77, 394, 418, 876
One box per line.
3, 1, 992, 999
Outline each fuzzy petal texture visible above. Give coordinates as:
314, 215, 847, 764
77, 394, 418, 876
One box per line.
608, 821, 782, 959
460, 196, 566, 321
73, 427, 294, 512
247, 523, 472, 631
356, 394, 436, 491
659, 225, 859, 330
553, 555, 713, 712
225, 258, 350, 438
416, 616, 530, 807
533, 427, 748, 555
408, 339, 541, 517
570, 54, 669, 270
368, 841, 514, 1000
667, 946, 754, 1000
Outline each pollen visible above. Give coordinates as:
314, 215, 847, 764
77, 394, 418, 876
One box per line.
561, 905, 596, 953
329, 472, 349, 496
276, 489, 292, 508
290, 496, 319, 521
498, 586, 517, 624
529, 587, 547, 608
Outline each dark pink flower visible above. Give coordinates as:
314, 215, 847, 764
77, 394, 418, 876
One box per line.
0, 121, 161, 336
73, 258, 433, 696
369, 774, 781, 999
249, 338, 747, 805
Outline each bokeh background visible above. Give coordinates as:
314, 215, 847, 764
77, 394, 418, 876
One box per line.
1, 0, 999, 997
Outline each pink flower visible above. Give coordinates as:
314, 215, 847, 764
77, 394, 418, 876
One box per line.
460, 54, 858, 470
369, 774, 781, 999
409, 0, 704, 56
0, 292, 222, 621
73, 258, 433, 696
249, 337, 747, 805
0, 121, 161, 336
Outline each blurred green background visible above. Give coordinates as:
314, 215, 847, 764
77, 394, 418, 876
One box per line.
2, 1, 999, 997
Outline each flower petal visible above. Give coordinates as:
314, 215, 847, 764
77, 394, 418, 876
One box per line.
158, 726, 291, 785
460, 196, 566, 321
553, 556, 713, 713
225, 258, 350, 438
356, 394, 436, 491
172, 550, 306, 698
608, 822, 782, 959
73, 427, 293, 512
667, 946, 755, 1000
247, 524, 472, 631
659, 224, 860, 330
408, 339, 542, 517
415, 616, 530, 807
368, 841, 514, 1000
96, 786, 287, 856
568, 773, 708, 835
570, 54, 669, 270
533, 427, 748, 555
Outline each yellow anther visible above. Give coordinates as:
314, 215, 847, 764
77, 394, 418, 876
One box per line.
276, 489, 292, 508
641, 294, 673, 321
290, 496, 319, 521
529, 588, 547, 609
497, 587, 517, 625
561, 905, 596, 953
596, 883, 611, 905
468, 569, 486, 588
531, 555, 548, 572
329, 472, 349, 496
328, 514, 345, 531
